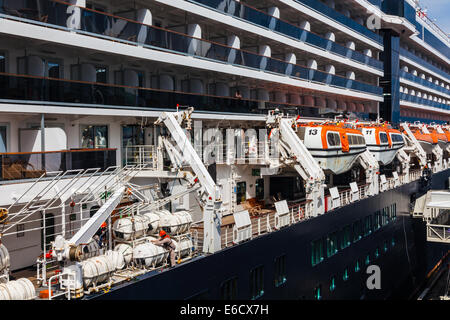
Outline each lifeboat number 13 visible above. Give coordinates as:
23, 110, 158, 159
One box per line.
309, 129, 318, 135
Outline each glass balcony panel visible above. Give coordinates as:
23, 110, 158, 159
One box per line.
0, 149, 116, 181
188, 0, 382, 69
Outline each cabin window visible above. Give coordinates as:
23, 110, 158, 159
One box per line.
327, 132, 340, 147
236, 181, 246, 205
255, 178, 264, 201
382, 207, 389, 226
326, 231, 338, 257
364, 215, 373, 236
330, 276, 336, 292
390, 203, 397, 221
16, 224, 25, 238
355, 259, 361, 272
122, 125, 145, 166
340, 225, 352, 249
0, 125, 7, 153
80, 125, 108, 149
95, 66, 108, 83
365, 254, 371, 265
0, 52, 5, 73
311, 238, 324, 266
274, 255, 287, 287
380, 132, 388, 143
343, 268, 349, 281
352, 220, 362, 242
314, 284, 322, 300
41, 212, 55, 251
374, 211, 381, 230
374, 247, 380, 259
383, 240, 389, 253
221, 277, 238, 300
250, 265, 264, 299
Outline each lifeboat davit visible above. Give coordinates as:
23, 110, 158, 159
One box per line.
297, 122, 366, 175
357, 124, 405, 166
404, 124, 436, 154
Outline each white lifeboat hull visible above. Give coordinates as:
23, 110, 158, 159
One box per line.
308, 147, 366, 175
366, 142, 404, 166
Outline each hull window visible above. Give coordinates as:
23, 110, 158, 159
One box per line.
311, 238, 324, 266
326, 232, 338, 257
330, 277, 336, 292
250, 265, 264, 300
220, 277, 238, 300
314, 285, 322, 300
274, 255, 287, 287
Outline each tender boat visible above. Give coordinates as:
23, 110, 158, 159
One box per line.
357, 123, 405, 166
297, 122, 366, 175
403, 123, 436, 154
427, 125, 449, 151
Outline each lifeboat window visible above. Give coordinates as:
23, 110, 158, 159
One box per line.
358, 136, 365, 145
391, 134, 403, 143
348, 135, 355, 145
379, 132, 388, 143
327, 132, 340, 147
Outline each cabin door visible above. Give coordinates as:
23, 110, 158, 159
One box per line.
40, 212, 55, 252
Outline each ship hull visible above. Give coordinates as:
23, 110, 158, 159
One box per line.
89, 169, 450, 300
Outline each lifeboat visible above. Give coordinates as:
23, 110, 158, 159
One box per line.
427, 125, 449, 150
297, 122, 366, 175
357, 123, 405, 166
403, 123, 436, 154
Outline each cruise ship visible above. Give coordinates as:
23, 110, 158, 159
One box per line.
0, 0, 449, 301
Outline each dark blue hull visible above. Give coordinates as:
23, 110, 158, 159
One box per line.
90, 169, 450, 300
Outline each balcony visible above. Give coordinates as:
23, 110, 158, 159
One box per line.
399, 71, 450, 96
0, 1, 382, 97
187, 0, 383, 70
0, 72, 324, 115
399, 48, 450, 81
291, 0, 383, 44
400, 93, 450, 111
0, 148, 116, 182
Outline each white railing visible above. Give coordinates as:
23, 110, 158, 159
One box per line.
426, 224, 450, 243
124, 145, 157, 168
48, 271, 76, 300
219, 201, 307, 249
202, 142, 275, 165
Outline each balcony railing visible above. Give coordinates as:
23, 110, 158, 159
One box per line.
400, 92, 450, 110
292, 0, 383, 44
400, 71, 450, 96
0, 148, 116, 181
187, 0, 383, 70
0, 72, 352, 116
399, 48, 450, 81
0, 0, 382, 97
